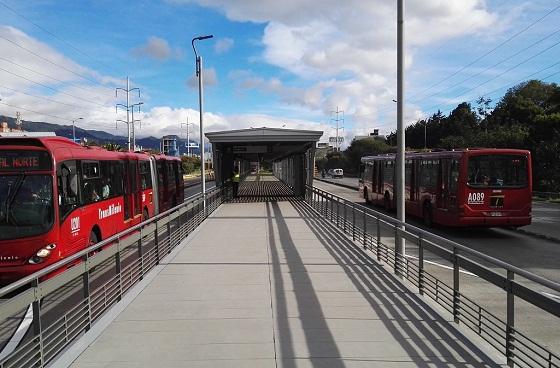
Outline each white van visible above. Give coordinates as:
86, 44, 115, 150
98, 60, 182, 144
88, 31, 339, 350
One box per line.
328, 168, 344, 178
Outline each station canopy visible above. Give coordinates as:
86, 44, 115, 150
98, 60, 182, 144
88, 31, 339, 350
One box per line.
205, 127, 323, 162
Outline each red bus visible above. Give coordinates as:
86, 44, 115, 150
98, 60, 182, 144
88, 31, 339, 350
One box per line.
359, 148, 532, 227
0, 135, 184, 286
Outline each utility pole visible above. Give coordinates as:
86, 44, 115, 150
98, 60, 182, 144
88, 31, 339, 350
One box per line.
396, 0, 406, 270
330, 107, 344, 151
15, 111, 22, 131
130, 102, 143, 151
181, 118, 193, 156
116, 76, 140, 151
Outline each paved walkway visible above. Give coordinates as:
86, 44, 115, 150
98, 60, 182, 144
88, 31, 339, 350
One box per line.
69, 199, 500, 368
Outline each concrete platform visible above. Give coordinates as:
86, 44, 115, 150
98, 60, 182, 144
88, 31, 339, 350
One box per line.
67, 199, 502, 368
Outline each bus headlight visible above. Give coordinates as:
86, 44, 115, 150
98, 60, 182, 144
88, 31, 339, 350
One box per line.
28, 244, 56, 264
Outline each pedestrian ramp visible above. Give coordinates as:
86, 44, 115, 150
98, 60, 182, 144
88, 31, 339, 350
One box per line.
62, 200, 502, 367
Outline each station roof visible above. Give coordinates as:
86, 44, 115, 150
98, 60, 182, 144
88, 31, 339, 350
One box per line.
205, 127, 323, 143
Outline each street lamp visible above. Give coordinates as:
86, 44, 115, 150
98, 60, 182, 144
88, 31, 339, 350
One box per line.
72, 118, 83, 143
192, 34, 213, 205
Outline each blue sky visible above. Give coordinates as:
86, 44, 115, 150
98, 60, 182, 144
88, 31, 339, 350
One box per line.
1, 0, 559, 144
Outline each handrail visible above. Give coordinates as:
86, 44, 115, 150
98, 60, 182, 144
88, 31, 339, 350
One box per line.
0, 186, 221, 298
307, 184, 560, 293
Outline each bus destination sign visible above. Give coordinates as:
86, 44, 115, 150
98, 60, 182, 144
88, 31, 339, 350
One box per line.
0, 151, 52, 171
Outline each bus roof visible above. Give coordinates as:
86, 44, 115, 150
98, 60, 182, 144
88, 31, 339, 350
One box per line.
0, 136, 179, 162
361, 148, 531, 163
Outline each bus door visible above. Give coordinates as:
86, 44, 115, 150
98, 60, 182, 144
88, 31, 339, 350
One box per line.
123, 161, 132, 221
436, 159, 446, 209
447, 159, 459, 211
130, 161, 141, 218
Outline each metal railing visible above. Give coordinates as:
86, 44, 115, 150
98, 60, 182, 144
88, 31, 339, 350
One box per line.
0, 186, 227, 368
305, 185, 560, 368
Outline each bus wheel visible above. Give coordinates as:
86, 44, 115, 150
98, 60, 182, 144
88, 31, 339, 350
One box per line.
89, 230, 99, 246
423, 203, 433, 227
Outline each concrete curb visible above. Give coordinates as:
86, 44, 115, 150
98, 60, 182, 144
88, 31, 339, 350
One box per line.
184, 177, 215, 188
314, 177, 359, 191
511, 227, 560, 243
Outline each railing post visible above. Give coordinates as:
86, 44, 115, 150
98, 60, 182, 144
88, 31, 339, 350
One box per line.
115, 241, 122, 302
506, 270, 515, 367
376, 216, 381, 261
31, 278, 44, 366
344, 199, 348, 233
83, 255, 92, 331
336, 197, 340, 227
394, 225, 399, 275
167, 221, 172, 253
418, 234, 424, 295
138, 227, 144, 280
154, 221, 160, 265
453, 247, 460, 323
330, 194, 333, 222
352, 203, 356, 241
363, 210, 367, 249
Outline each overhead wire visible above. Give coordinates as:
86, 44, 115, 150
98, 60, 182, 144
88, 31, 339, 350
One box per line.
0, 34, 114, 92
0, 0, 123, 77
0, 100, 75, 122
414, 26, 560, 104
0, 56, 113, 99
0, 84, 99, 110
0, 66, 109, 108
410, 2, 560, 101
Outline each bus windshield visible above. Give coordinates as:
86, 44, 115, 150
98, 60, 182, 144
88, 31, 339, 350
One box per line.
467, 155, 528, 188
0, 174, 54, 240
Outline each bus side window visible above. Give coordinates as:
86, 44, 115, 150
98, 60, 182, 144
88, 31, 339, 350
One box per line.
140, 162, 152, 190
449, 159, 459, 193
81, 161, 102, 204
57, 160, 79, 221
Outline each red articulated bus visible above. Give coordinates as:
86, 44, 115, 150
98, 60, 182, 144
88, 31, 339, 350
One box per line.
0, 135, 184, 286
359, 148, 532, 227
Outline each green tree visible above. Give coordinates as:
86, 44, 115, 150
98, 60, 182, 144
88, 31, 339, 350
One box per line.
181, 156, 201, 174
344, 138, 391, 174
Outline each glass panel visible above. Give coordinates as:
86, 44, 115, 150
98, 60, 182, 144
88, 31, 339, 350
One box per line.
0, 174, 54, 240
467, 155, 528, 188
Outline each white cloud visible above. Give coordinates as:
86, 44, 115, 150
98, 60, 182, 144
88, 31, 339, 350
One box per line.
172, 0, 508, 133
214, 38, 234, 54
132, 36, 182, 61
187, 67, 218, 89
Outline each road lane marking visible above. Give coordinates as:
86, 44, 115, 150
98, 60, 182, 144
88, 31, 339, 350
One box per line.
404, 254, 477, 277
0, 303, 33, 360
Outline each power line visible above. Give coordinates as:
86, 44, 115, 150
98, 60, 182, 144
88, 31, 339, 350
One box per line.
0, 34, 114, 91
0, 100, 74, 122
0, 56, 113, 99
415, 26, 560, 104
0, 66, 109, 107
0, 84, 95, 110
0, 0, 123, 76
411, 3, 560, 101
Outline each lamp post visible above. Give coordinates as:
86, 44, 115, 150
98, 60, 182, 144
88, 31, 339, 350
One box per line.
192, 34, 213, 207
396, 0, 406, 271
72, 117, 83, 143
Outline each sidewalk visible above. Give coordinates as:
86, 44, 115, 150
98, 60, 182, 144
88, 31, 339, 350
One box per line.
68, 199, 500, 367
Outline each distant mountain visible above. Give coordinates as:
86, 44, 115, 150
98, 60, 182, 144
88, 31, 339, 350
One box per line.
0, 115, 201, 154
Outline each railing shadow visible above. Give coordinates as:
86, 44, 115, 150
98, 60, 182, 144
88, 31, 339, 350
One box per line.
289, 199, 500, 367
267, 200, 345, 368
